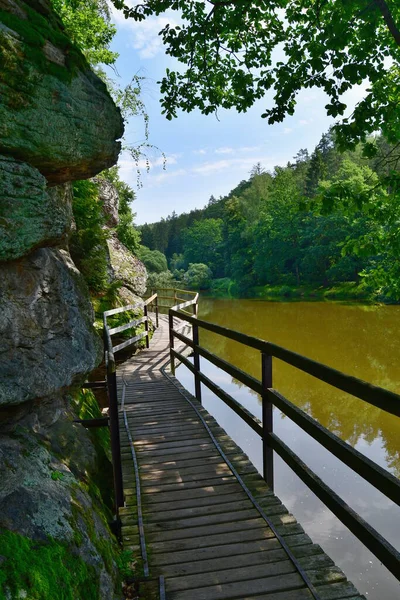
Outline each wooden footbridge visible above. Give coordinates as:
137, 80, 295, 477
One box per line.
96, 288, 400, 600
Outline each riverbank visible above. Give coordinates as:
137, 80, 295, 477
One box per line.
208, 278, 397, 304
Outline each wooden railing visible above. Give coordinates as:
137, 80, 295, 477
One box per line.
101, 288, 198, 520
147, 287, 198, 318
102, 293, 158, 515
168, 306, 400, 581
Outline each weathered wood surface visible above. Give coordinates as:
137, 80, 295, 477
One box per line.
118, 315, 365, 600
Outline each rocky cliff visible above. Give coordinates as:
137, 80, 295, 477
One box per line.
96, 178, 148, 302
0, 1, 125, 597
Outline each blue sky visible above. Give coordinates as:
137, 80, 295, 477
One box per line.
108, 6, 367, 225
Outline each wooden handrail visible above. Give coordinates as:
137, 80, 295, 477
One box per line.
100, 287, 199, 517
168, 307, 400, 581
170, 309, 400, 417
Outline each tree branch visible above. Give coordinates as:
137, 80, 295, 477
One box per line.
374, 0, 400, 46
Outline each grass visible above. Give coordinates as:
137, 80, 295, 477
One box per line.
0, 531, 98, 600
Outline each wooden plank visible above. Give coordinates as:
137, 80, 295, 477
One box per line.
142, 482, 245, 503
166, 560, 297, 592
167, 572, 305, 600
151, 538, 283, 566
157, 544, 326, 578
139, 476, 236, 494
143, 491, 251, 512
146, 517, 271, 542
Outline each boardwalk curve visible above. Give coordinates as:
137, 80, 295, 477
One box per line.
118, 315, 365, 600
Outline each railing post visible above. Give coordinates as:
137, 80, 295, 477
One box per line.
107, 357, 124, 510
155, 294, 159, 328
169, 311, 175, 375
193, 322, 202, 403
261, 353, 274, 491
143, 303, 150, 348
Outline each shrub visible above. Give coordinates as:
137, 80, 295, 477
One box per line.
138, 246, 168, 273
183, 264, 212, 289
69, 180, 109, 293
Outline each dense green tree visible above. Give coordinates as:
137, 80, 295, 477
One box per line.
137, 133, 400, 301
51, 0, 117, 66
138, 246, 168, 273
101, 167, 141, 254
183, 264, 213, 289
182, 219, 224, 274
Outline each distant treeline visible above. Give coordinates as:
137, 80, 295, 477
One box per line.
139, 131, 400, 301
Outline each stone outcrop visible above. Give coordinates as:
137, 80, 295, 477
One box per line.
0, 0, 123, 183
106, 236, 148, 299
96, 178, 119, 228
95, 177, 148, 298
0, 248, 102, 406
0, 391, 120, 599
0, 155, 72, 261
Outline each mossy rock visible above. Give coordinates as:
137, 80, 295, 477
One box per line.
0, 0, 123, 184
106, 236, 148, 298
0, 247, 102, 406
0, 155, 72, 260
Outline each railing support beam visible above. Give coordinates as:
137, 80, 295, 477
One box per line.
262, 353, 274, 491
155, 295, 159, 328
169, 312, 175, 375
144, 304, 150, 348
193, 323, 202, 403
107, 363, 124, 509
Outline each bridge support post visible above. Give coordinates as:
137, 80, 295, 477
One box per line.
144, 304, 150, 348
261, 353, 274, 491
193, 323, 202, 404
107, 364, 125, 510
169, 311, 175, 375
155, 295, 159, 328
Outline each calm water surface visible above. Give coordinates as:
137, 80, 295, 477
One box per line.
175, 298, 400, 600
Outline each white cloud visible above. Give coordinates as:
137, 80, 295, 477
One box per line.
111, 4, 180, 59
193, 149, 207, 155
149, 168, 187, 186
299, 119, 312, 126
192, 155, 275, 176
240, 146, 261, 152
283, 127, 293, 134
215, 147, 234, 155
301, 93, 317, 103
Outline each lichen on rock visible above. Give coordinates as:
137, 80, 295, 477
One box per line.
0, 1, 129, 596
106, 236, 148, 298
0, 247, 103, 406
0, 155, 72, 261
0, 390, 121, 599
96, 177, 120, 228
0, 0, 124, 184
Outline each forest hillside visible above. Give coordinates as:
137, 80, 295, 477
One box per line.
140, 132, 400, 302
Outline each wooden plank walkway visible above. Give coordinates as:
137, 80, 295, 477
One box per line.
118, 315, 365, 600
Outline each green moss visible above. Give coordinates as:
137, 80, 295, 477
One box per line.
72, 389, 114, 515
0, 530, 98, 600
69, 489, 115, 576
0, 1, 89, 94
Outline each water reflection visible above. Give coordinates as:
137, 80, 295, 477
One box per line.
176, 298, 400, 600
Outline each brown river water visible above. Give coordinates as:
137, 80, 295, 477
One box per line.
175, 297, 400, 600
